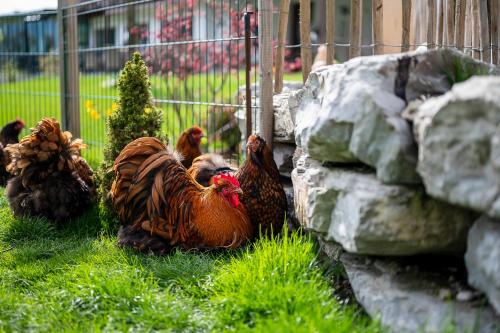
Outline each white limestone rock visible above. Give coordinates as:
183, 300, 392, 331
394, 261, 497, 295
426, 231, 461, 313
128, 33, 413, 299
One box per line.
465, 216, 500, 315
342, 253, 500, 333
292, 155, 476, 256
415, 76, 500, 217
294, 49, 498, 184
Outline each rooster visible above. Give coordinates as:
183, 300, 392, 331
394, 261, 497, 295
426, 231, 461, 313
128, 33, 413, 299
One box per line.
0, 119, 25, 186
5, 118, 95, 223
187, 135, 287, 237
188, 153, 234, 186
176, 126, 205, 168
111, 137, 253, 254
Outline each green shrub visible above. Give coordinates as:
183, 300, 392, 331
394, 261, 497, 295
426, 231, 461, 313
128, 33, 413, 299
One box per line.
97, 52, 163, 216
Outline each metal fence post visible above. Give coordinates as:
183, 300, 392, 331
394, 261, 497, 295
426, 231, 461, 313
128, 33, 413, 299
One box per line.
58, 0, 80, 137
244, 12, 253, 140
258, 0, 274, 150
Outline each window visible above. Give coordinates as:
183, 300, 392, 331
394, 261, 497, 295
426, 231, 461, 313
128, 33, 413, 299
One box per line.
95, 28, 115, 47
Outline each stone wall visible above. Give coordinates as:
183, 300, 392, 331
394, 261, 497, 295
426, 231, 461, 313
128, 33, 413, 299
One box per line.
275, 48, 500, 332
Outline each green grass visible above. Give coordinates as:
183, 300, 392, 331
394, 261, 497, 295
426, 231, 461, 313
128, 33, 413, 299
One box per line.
0, 188, 381, 332
0, 71, 303, 169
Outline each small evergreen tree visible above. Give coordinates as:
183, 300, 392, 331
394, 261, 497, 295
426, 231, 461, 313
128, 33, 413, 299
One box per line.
98, 52, 163, 213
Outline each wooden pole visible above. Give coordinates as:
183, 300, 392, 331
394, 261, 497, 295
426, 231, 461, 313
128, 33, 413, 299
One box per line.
300, 0, 312, 83
427, 0, 436, 48
258, 0, 274, 150
464, 0, 472, 55
326, 0, 336, 64
445, 0, 455, 47
402, 0, 411, 52
58, 0, 80, 137
372, 0, 383, 55
436, 0, 444, 47
472, 0, 481, 59
274, 0, 291, 93
479, 0, 491, 63
349, 0, 362, 58
454, 0, 466, 51
489, 0, 499, 65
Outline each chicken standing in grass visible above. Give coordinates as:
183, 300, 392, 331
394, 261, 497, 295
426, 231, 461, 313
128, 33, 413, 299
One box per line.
111, 137, 253, 254
176, 126, 205, 168
0, 119, 25, 186
5, 118, 95, 222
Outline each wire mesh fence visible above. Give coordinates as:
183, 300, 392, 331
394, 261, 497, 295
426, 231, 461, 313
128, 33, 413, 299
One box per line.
63, 0, 262, 166
0, 10, 61, 143
1, 0, 261, 167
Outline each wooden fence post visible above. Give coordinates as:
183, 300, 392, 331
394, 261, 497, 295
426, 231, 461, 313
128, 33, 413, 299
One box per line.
275, 0, 291, 93
427, 0, 436, 48
436, 0, 444, 47
454, 0, 466, 51
349, 0, 362, 58
490, 0, 499, 65
258, 0, 274, 150
372, 0, 383, 55
402, 0, 411, 52
464, 0, 472, 55
326, 0, 336, 64
300, 0, 312, 83
479, 0, 491, 63
472, 0, 481, 59
445, 0, 455, 47
58, 0, 80, 137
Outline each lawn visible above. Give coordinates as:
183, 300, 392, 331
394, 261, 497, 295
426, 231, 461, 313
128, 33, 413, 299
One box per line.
0, 71, 303, 168
0, 189, 382, 332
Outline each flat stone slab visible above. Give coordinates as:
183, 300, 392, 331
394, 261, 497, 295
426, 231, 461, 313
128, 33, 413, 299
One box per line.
465, 216, 500, 315
292, 155, 476, 256
341, 253, 500, 333
415, 76, 500, 218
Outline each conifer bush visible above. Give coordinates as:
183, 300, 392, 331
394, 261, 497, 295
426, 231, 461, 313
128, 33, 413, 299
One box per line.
98, 52, 163, 212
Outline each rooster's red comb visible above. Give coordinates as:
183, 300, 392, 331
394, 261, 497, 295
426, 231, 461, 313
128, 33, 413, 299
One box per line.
213, 173, 240, 188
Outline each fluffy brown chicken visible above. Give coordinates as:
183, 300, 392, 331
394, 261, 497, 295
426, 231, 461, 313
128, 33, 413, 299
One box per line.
176, 126, 205, 168
187, 135, 287, 237
188, 153, 234, 187
5, 118, 95, 223
0, 119, 25, 186
111, 137, 253, 254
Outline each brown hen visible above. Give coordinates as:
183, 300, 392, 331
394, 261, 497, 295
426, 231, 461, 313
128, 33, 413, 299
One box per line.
176, 126, 204, 168
5, 118, 95, 222
235, 135, 287, 237
111, 137, 253, 254
0, 119, 25, 146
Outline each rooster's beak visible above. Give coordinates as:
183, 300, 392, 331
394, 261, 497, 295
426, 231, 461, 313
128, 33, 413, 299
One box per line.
234, 188, 243, 195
